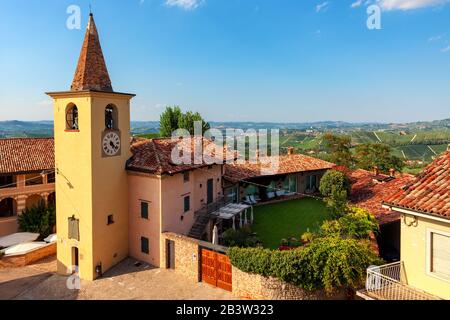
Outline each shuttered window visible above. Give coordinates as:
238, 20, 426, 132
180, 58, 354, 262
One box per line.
141, 202, 149, 220
68, 217, 80, 241
141, 237, 149, 254
431, 232, 450, 280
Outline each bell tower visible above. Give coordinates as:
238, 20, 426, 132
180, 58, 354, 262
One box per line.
47, 13, 135, 280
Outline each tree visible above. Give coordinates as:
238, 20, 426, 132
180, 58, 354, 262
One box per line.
320, 170, 352, 219
354, 143, 404, 174
18, 201, 56, 239
160, 106, 182, 137
323, 133, 353, 167
160, 106, 210, 137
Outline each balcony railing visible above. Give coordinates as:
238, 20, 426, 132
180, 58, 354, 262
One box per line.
361, 262, 441, 300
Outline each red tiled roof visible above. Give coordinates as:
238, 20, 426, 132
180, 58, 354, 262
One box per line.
127, 137, 231, 175
71, 14, 113, 92
224, 154, 335, 183
0, 138, 55, 174
384, 151, 450, 219
347, 169, 415, 224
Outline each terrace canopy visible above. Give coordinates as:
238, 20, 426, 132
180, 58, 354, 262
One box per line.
209, 203, 254, 228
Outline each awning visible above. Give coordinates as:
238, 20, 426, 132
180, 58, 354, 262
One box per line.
209, 203, 252, 220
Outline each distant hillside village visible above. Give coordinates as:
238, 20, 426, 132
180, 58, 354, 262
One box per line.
0, 13, 448, 301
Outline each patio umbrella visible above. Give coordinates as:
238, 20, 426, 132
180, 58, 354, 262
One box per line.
212, 225, 219, 245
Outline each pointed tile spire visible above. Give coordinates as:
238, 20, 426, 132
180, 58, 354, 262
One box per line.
71, 13, 113, 92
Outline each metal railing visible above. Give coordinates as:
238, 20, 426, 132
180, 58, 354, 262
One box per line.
365, 262, 440, 300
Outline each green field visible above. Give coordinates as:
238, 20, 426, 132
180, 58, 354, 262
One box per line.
280, 129, 449, 161
252, 198, 330, 249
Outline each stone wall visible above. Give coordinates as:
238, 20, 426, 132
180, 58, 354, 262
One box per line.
161, 232, 350, 300
232, 266, 348, 300
161, 232, 228, 283
0, 243, 56, 268
161, 232, 201, 283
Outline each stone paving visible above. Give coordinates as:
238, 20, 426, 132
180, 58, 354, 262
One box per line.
0, 257, 234, 300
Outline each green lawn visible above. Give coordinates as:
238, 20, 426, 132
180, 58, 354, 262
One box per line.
252, 198, 330, 249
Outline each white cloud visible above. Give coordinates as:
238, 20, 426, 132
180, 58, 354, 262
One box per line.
428, 34, 445, 42
377, 0, 450, 11
351, 0, 364, 8
165, 0, 202, 10
316, 1, 330, 12
441, 45, 450, 53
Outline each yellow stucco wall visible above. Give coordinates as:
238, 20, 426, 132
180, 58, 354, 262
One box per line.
50, 91, 133, 280
401, 213, 450, 299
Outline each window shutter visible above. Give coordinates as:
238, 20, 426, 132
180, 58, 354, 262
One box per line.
141, 202, 149, 219
432, 232, 450, 279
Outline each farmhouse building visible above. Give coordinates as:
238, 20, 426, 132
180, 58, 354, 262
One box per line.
0, 138, 55, 237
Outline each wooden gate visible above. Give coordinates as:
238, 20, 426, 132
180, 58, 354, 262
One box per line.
201, 249, 232, 292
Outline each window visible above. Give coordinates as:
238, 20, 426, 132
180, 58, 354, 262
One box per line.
183, 172, 190, 183
184, 196, 190, 213
105, 105, 118, 130
0, 175, 16, 189
107, 214, 115, 225
429, 231, 450, 281
306, 175, 317, 191
0, 198, 16, 218
141, 237, 149, 254
141, 202, 149, 220
25, 173, 43, 186
66, 104, 79, 130
47, 172, 56, 183
68, 216, 80, 241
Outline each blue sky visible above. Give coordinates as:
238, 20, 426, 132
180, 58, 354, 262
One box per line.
0, 0, 449, 123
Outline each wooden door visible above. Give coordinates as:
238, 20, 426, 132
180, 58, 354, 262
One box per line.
201, 249, 232, 292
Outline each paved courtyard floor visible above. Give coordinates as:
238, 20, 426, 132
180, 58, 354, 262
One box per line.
0, 257, 234, 300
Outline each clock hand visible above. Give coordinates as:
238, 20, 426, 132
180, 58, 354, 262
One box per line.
110, 141, 115, 148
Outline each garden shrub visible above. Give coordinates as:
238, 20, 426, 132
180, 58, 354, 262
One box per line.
222, 226, 260, 248
319, 170, 352, 219
318, 207, 379, 239
18, 201, 56, 239
228, 237, 381, 293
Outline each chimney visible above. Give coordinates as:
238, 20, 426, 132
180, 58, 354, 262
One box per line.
287, 147, 295, 155
373, 166, 380, 176
389, 168, 396, 178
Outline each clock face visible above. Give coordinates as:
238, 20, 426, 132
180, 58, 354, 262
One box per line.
103, 132, 121, 156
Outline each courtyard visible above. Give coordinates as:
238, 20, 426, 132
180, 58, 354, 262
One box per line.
252, 198, 330, 249
0, 257, 234, 300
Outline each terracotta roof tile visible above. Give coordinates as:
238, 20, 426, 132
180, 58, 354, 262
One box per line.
0, 138, 55, 174
71, 14, 113, 92
126, 137, 230, 175
346, 169, 416, 224
384, 151, 450, 218
224, 154, 335, 183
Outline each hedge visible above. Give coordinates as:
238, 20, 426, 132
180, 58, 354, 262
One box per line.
228, 237, 382, 293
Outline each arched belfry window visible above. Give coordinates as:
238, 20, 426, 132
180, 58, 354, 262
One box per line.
105, 104, 118, 130
66, 104, 79, 130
